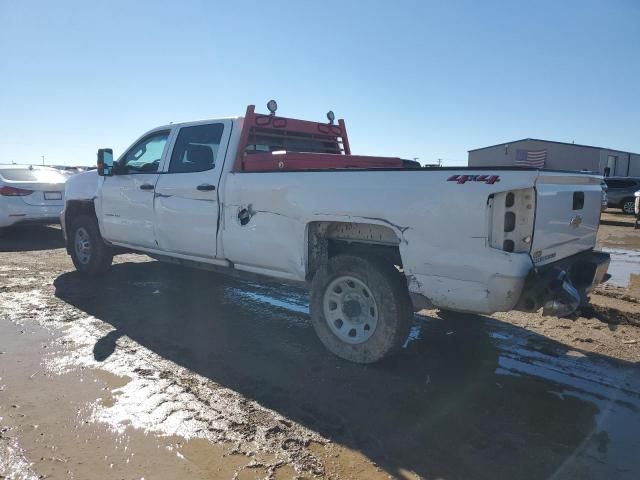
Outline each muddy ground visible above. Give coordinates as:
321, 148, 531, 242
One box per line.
1, 211, 639, 479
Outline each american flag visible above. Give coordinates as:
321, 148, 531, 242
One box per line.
515, 149, 547, 168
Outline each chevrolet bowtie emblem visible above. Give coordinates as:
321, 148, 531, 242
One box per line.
570, 214, 583, 228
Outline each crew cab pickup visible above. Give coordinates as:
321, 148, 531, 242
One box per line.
62, 102, 610, 363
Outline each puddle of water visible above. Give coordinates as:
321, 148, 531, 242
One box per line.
602, 248, 640, 288
227, 288, 309, 315
221, 285, 640, 476
402, 325, 422, 348
487, 320, 640, 477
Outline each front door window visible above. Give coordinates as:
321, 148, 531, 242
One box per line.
121, 132, 170, 173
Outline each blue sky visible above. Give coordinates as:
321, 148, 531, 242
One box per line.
0, 0, 638, 166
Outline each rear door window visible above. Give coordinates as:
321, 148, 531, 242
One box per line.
169, 123, 224, 173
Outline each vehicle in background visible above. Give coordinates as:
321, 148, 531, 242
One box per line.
61, 102, 610, 363
600, 181, 608, 212
0, 165, 67, 232
604, 177, 640, 214
52, 165, 93, 177
635, 190, 640, 229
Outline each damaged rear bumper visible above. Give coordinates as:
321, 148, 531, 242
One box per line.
516, 250, 610, 317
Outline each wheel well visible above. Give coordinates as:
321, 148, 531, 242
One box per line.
65, 200, 96, 223
307, 221, 403, 281
64, 200, 96, 251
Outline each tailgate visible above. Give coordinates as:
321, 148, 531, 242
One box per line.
531, 172, 602, 266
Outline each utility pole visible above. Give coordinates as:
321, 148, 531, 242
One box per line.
41, 155, 45, 166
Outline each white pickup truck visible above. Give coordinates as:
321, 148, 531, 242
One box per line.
62, 102, 610, 363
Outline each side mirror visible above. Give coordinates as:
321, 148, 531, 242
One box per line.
97, 148, 114, 176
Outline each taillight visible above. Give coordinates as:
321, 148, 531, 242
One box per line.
488, 188, 535, 253
0, 186, 33, 196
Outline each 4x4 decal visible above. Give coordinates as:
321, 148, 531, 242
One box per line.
447, 174, 500, 185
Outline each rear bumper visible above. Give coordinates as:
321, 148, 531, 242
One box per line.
406, 252, 533, 314
1, 203, 63, 228
516, 250, 610, 316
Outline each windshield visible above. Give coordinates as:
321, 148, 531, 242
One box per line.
0, 167, 67, 183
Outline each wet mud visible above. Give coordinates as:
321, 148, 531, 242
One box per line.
1, 224, 640, 479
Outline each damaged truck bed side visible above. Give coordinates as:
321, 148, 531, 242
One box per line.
61, 103, 610, 363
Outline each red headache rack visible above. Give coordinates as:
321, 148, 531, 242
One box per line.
233, 104, 414, 172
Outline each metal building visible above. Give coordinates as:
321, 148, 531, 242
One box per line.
468, 138, 640, 177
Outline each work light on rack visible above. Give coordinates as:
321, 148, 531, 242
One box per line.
327, 110, 335, 125
267, 99, 278, 116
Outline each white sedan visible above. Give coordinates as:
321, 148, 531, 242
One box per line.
0, 165, 67, 231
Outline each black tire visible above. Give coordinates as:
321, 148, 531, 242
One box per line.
310, 254, 413, 363
622, 198, 635, 215
68, 214, 113, 275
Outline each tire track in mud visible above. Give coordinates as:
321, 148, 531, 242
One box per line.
0, 275, 329, 478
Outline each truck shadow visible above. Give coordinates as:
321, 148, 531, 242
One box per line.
0, 225, 65, 252
53, 260, 640, 480
600, 211, 636, 228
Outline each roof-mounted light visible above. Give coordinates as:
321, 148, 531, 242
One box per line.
326, 110, 335, 124
267, 99, 278, 115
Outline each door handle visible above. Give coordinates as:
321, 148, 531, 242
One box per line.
140, 183, 154, 191
197, 184, 216, 191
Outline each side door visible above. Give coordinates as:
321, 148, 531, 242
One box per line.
153, 121, 231, 259
99, 130, 171, 249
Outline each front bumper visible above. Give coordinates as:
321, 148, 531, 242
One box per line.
516, 250, 610, 316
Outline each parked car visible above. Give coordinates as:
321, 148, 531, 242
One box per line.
61, 103, 610, 363
52, 165, 93, 177
0, 165, 67, 232
604, 177, 640, 214
635, 190, 640, 229
600, 181, 608, 212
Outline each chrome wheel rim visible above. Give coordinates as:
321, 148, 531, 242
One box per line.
323, 275, 378, 345
623, 201, 635, 214
74, 227, 91, 265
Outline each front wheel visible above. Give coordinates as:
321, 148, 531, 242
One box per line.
310, 254, 413, 363
69, 214, 113, 275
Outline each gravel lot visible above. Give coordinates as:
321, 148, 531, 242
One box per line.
1, 212, 639, 479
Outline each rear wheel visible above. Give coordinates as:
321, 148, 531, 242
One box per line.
310, 254, 413, 363
69, 214, 113, 275
622, 198, 635, 214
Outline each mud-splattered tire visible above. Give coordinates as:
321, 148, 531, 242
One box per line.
310, 254, 413, 363
69, 214, 113, 276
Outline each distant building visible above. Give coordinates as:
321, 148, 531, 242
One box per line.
468, 138, 640, 177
